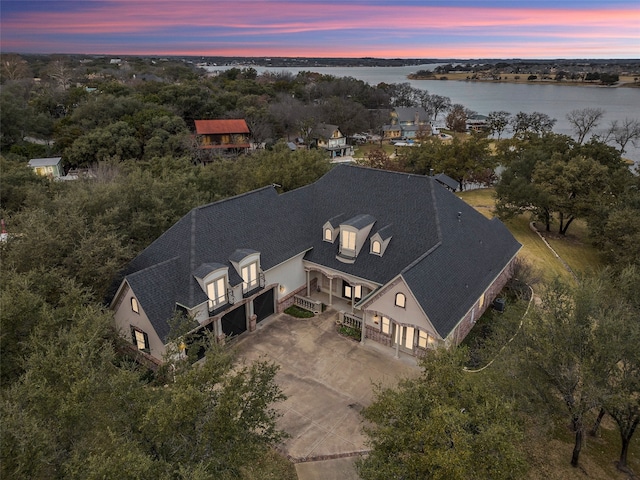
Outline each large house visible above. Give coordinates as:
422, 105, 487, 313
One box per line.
194, 119, 251, 153
111, 165, 521, 362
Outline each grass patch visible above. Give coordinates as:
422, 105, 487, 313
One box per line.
284, 305, 314, 318
456, 188, 603, 283
352, 143, 395, 158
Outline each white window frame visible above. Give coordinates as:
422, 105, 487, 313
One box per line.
381, 316, 391, 335
341, 230, 356, 251
207, 276, 227, 309
324, 228, 333, 242
371, 240, 381, 255
131, 297, 139, 314
418, 330, 428, 349
241, 262, 259, 292
395, 292, 406, 308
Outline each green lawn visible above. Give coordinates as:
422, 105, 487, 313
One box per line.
352, 143, 395, 158
456, 188, 603, 283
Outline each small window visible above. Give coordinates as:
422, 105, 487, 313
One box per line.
381, 316, 391, 335
131, 297, 139, 314
479, 294, 485, 309
418, 331, 428, 349
324, 228, 333, 241
131, 327, 149, 352
371, 240, 381, 254
395, 292, 406, 308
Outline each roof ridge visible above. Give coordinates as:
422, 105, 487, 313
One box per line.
400, 177, 443, 274
195, 185, 275, 212
127, 255, 180, 278
188, 209, 197, 306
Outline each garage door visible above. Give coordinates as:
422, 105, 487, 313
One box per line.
221, 305, 247, 338
254, 288, 275, 323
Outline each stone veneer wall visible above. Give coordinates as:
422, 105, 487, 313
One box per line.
276, 281, 314, 313
452, 257, 515, 345
365, 325, 393, 347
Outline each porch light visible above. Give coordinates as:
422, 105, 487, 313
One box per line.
373, 314, 379, 325
279, 285, 286, 293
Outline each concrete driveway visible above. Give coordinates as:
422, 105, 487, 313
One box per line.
231, 309, 420, 477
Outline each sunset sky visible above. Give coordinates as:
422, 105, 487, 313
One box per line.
2, 0, 639, 58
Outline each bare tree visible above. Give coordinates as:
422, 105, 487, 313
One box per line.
603, 118, 640, 155
566, 108, 605, 144
428, 94, 451, 123
487, 111, 511, 139
1, 54, 31, 82
44, 59, 73, 90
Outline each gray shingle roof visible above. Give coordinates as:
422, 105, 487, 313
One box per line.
119, 164, 520, 342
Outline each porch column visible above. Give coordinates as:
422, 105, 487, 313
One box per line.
360, 312, 366, 344
394, 325, 400, 359
305, 270, 310, 296
328, 277, 333, 306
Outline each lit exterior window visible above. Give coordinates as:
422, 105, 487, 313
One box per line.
381, 316, 391, 334
207, 276, 227, 309
371, 240, 381, 254
131, 297, 139, 314
395, 292, 406, 308
242, 262, 259, 292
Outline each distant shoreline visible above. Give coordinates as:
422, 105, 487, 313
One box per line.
407, 72, 640, 88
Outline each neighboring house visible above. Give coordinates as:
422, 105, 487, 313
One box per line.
194, 119, 251, 153
111, 165, 521, 362
384, 107, 433, 140
466, 114, 490, 132
309, 124, 353, 159
28, 157, 63, 179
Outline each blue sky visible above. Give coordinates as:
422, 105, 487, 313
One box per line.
2, 1, 639, 58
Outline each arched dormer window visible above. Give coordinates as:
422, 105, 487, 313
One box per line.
131, 297, 139, 314
371, 240, 381, 255
395, 292, 406, 308
324, 227, 333, 242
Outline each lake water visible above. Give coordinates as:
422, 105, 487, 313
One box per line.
207, 64, 640, 164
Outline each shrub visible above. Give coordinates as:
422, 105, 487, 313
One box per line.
284, 305, 314, 318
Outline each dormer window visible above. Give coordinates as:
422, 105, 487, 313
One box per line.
241, 261, 259, 292
324, 228, 333, 242
395, 292, 406, 308
229, 249, 261, 294
336, 214, 375, 263
194, 263, 229, 311
370, 225, 392, 257
341, 230, 357, 256
207, 276, 227, 309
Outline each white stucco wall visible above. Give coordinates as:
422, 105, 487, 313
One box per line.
112, 282, 166, 358
363, 276, 440, 340
264, 251, 308, 300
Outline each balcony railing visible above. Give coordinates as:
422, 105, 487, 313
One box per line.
294, 295, 323, 314
338, 311, 362, 330
242, 272, 266, 297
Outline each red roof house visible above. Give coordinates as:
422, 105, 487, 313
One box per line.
194, 119, 251, 152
